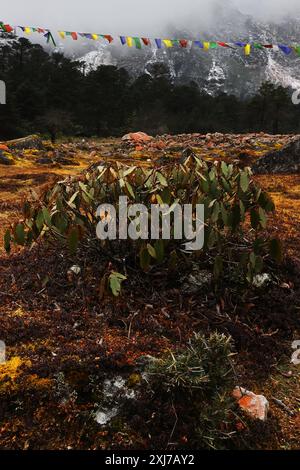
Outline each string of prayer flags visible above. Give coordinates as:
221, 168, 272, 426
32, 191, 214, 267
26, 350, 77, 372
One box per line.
1, 19, 300, 57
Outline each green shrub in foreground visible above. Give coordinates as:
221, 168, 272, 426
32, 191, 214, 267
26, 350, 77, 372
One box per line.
4, 156, 282, 283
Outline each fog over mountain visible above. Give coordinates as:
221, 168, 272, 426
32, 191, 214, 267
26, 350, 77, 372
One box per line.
1, 1, 300, 97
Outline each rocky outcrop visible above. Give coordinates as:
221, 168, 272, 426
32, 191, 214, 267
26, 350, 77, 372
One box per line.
5, 134, 44, 151
253, 137, 300, 174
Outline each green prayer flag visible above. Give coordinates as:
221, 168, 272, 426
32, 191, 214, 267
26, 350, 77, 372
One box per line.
133, 37, 142, 49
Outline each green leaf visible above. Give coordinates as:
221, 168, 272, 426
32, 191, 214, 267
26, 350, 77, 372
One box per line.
42, 207, 52, 226
140, 246, 151, 271
157, 172, 168, 187
147, 243, 157, 259
258, 192, 275, 212
211, 201, 220, 223
221, 161, 229, 178
269, 238, 283, 263
52, 213, 68, 234
109, 272, 127, 297
125, 181, 135, 199
36, 210, 44, 231
154, 240, 165, 263
250, 209, 260, 230
4, 230, 11, 253
67, 226, 79, 254
240, 171, 249, 193
213, 255, 223, 280
15, 223, 25, 245
259, 207, 267, 229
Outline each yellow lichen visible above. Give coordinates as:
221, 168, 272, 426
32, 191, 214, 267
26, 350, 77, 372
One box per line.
0, 356, 31, 394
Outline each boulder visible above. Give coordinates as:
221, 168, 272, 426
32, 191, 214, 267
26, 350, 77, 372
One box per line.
5, 134, 44, 151
122, 132, 153, 144
0, 151, 14, 165
253, 137, 300, 174
233, 387, 269, 421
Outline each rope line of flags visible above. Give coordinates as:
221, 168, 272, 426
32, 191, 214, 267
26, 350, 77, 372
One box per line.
1, 21, 300, 56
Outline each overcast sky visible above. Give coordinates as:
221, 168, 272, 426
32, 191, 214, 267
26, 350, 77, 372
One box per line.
1, 0, 300, 35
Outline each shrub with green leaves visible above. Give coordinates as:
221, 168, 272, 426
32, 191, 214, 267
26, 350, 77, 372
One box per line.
4, 155, 281, 283
147, 332, 236, 449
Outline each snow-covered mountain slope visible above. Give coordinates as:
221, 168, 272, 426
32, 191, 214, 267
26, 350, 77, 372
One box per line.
76, 5, 300, 97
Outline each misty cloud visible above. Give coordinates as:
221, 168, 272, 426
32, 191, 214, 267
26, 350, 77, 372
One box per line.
1, 0, 300, 36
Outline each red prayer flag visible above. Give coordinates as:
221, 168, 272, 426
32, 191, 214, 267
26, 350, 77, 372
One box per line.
37, 28, 45, 34
262, 44, 273, 49
179, 39, 188, 48
4, 24, 14, 33
217, 42, 230, 47
104, 35, 113, 43
71, 32, 78, 40
142, 38, 150, 46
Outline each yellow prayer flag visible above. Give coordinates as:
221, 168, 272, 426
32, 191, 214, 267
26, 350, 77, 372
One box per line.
92, 34, 98, 40
245, 44, 251, 55
126, 37, 133, 47
203, 42, 210, 51
163, 39, 173, 48
24, 27, 31, 34
58, 31, 66, 39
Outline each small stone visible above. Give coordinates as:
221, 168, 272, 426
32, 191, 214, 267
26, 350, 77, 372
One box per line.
69, 265, 81, 275
252, 273, 272, 288
233, 386, 269, 421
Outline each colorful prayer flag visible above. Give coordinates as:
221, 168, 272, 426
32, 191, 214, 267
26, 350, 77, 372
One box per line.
203, 42, 210, 51
142, 38, 150, 46
245, 44, 251, 55
133, 37, 142, 49
278, 44, 292, 55
179, 39, 188, 48
155, 39, 162, 49
163, 39, 173, 48
58, 31, 66, 39
120, 36, 126, 45
3, 24, 14, 33
126, 36, 133, 47
194, 41, 204, 48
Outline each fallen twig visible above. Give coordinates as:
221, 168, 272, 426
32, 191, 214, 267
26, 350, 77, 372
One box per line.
272, 397, 295, 416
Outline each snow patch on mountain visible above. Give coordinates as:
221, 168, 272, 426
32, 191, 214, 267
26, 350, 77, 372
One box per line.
78, 46, 117, 73
265, 55, 300, 91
